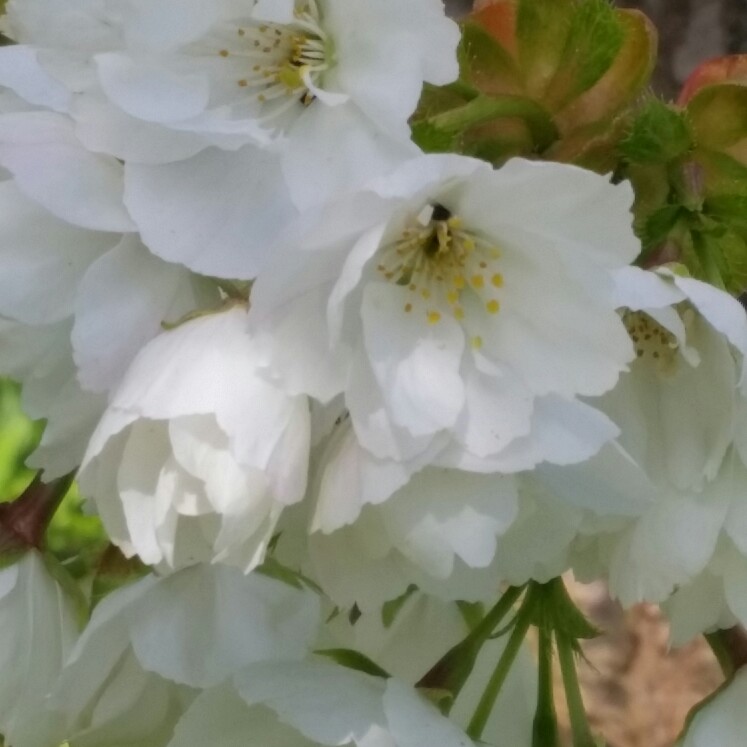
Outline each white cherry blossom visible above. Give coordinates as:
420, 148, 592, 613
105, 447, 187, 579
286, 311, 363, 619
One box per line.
556, 269, 747, 613
251, 155, 640, 490
48, 564, 320, 747
78, 308, 311, 573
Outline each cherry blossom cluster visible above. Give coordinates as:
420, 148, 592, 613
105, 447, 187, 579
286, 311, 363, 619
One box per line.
1, 1, 747, 746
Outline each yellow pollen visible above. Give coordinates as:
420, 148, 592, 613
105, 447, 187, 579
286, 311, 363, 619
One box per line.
421, 289, 431, 300
427, 311, 442, 325
486, 300, 500, 314
491, 273, 504, 288
471, 336, 483, 350
219, 49, 229, 57
404, 303, 413, 313
447, 291, 459, 305
447, 217, 464, 230
238, 79, 248, 87
454, 307, 465, 320
471, 275, 485, 289
463, 238, 476, 252
453, 275, 466, 289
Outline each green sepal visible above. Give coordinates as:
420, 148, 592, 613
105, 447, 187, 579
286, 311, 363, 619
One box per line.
314, 648, 391, 679
688, 83, 747, 152
546, 0, 625, 110
457, 600, 486, 632
256, 556, 322, 594
529, 578, 599, 641
516, 0, 574, 95
90, 544, 150, 609
410, 120, 459, 154
418, 687, 454, 715
621, 100, 693, 164
381, 584, 417, 628
639, 204, 687, 249
458, 20, 521, 94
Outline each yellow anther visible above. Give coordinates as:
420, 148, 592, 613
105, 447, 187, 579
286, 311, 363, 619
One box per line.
486, 300, 500, 314
491, 273, 504, 288
447, 217, 464, 230
427, 311, 442, 325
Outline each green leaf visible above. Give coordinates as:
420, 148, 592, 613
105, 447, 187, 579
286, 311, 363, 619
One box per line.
621, 100, 693, 164
314, 649, 390, 679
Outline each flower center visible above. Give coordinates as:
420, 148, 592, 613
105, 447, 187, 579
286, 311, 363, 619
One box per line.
217, 0, 329, 118
376, 204, 504, 349
623, 310, 680, 374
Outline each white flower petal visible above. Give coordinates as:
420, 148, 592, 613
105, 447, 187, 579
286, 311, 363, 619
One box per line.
96, 52, 211, 123
283, 103, 417, 210
0, 111, 135, 232
72, 236, 215, 392
0, 181, 113, 325
0, 45, 70, 111
129, 566, 320, 688
383, 679, 474, 747
681, 668, 747, 747
125, 146, 295, 278
167, 685, 316, 747
235, 660, 387, 746
361, 282, 466, 438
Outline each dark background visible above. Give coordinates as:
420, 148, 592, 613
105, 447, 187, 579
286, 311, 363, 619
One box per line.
444, 0, 747, 99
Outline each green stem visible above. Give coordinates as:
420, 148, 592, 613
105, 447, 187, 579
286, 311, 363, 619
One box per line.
473, 585, 525, 642
428, 95, 559, 151
532, 625, 560, 747
556, 632, 596, 747
467, 592, 534, 741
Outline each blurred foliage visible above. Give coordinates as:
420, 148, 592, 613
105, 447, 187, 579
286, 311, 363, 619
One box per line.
0, 379, 107, 579
0, 380, 38, 501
